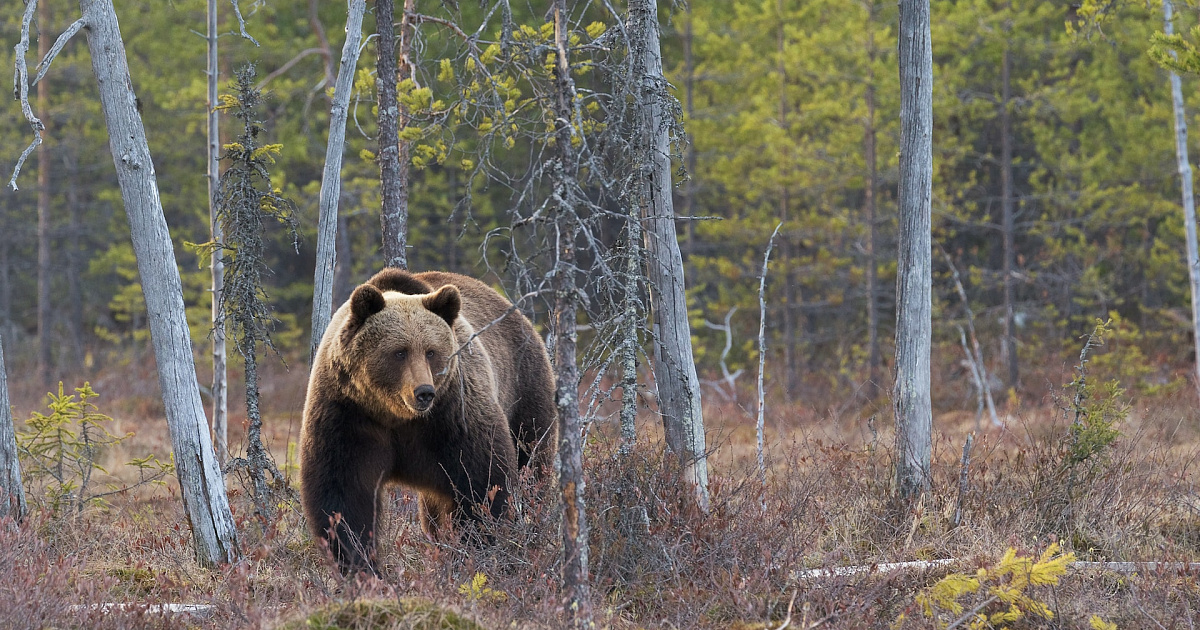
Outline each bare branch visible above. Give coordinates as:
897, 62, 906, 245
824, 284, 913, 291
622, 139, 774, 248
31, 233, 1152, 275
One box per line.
9, 0, 43, 191
255, 47, 324, 89
32, 18, 86, 88
230, 0, 260, 46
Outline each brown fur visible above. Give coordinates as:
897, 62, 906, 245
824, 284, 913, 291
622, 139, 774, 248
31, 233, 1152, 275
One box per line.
300, 268, 557, 573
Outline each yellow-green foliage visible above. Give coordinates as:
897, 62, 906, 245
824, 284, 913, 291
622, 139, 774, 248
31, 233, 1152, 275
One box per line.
901, 543, 1075, 629
457, 572, 508, 605
279, 598, 484, 630
16, 382, 172, 516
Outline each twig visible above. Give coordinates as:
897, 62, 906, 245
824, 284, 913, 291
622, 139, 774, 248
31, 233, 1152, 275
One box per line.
953, 432, 973, 527
230, 0, 260, 46
940, 246, 1000, 427
9, 0, 43, 191
32, 18, 86, 87
255, 48, 324, 89
757, 222, 782, 486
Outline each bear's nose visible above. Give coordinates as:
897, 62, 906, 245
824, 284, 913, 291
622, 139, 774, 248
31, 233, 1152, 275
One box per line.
414, 385, 435, 410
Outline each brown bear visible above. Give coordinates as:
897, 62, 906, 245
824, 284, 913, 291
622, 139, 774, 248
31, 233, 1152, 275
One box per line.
300, 268, 556, 573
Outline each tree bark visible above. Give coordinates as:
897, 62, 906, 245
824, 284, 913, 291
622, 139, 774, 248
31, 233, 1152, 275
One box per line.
207, 0, 228, 462
376, 0, 412, 269
311, 0, 366, 363
550, 4, 591, 625
894, 0, 933, 500
1163, 0, 1200, 397
1000, 16, 1018, 392
37, 0, 52, 391
681, 7, 696, 257
0, 334, 25, 522
79, 0, 239, 566
630, 0, 710, 512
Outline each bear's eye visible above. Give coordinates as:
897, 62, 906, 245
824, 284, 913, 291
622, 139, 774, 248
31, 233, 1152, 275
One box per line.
425, 350, 436, 360
395, 349, 407, 360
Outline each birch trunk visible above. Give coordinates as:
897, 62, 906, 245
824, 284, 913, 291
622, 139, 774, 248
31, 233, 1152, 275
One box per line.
0, 334, 25, 521
207, 0, 228, 462
551, 4, 591, 624
1163, 0, 1200, 397
79, 0, 239, 566
629, 0, 709, 512
310, 0, 366, 363
894, 0, 933, 500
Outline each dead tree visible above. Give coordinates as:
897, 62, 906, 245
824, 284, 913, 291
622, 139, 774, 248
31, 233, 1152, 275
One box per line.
207, 0, 228, 462
8, 0, 241, 565
550, 2, 592, 624
310, 0, 367, 362
376, 0, 412, 268
628, 0, 709, 511
0, 334, 25, 521
894, 0, 934, 501
212, 66, 299, 525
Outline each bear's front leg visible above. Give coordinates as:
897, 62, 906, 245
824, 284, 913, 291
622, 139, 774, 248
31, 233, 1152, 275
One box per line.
446, 416, 518, 536
300, 400, 392, 575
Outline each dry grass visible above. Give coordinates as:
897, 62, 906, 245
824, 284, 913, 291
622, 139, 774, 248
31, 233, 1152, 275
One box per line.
1, 351, 1198, 628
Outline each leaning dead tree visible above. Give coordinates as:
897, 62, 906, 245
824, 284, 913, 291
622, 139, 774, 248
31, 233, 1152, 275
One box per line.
211, 66, 299, 525
0, 333, 25, 522
310, 0, 367, 362
894, 0, 934, 501
7, 0, 240, 565
628, 0, 709, 511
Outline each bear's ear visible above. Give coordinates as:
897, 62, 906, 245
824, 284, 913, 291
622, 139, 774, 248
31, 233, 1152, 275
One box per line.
422, 285, 461, 327
344, 284, 386, 341
368, 268, 432, 295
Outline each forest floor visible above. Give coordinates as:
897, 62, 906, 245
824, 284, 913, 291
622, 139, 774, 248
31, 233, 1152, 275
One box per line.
1, 353, 1199, 629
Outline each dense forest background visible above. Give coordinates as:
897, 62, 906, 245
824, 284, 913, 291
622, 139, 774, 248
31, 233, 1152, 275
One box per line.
1, 0, 1195, 413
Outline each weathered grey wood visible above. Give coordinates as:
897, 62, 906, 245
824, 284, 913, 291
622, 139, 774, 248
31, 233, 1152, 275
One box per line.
207, 0, 227, 463
894, 0, 933, 500
629, 0, 709, 511
376, 0, 409, 269
757, 224, 781, 485
0, 334, 25, 521
310, 0, 366, 364
1163, 0, 1200, 397
551, 4, 591, 624
79, 0, 238, 566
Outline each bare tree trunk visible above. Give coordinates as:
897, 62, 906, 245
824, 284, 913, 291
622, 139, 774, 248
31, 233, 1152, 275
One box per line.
551, 5, 591, 624
376, 0, 413, 269
311, 0, 366, 363
0, 215, 9, 341
37, 0, 52, 391
207, 0, 228, 463
1000, 19, 1018, 392
630, 0, 709, 512
1163, 0, 1200, 397
864, 0, 882, 399
681, 7, 696, 257
0, 334, 25, 521
894, 0, 933, 501
79, 0, 239, 566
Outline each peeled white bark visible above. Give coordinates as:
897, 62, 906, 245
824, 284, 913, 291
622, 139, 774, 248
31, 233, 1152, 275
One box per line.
310, 0, 366, 364
894, 0, 933, 499
1163, 0, 1200, 396
629, 0, 709, 511
80, 0, 238, 566
0, 334, 25, 521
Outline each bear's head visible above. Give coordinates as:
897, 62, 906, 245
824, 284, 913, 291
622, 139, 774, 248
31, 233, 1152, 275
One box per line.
337, 279, 463, 421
